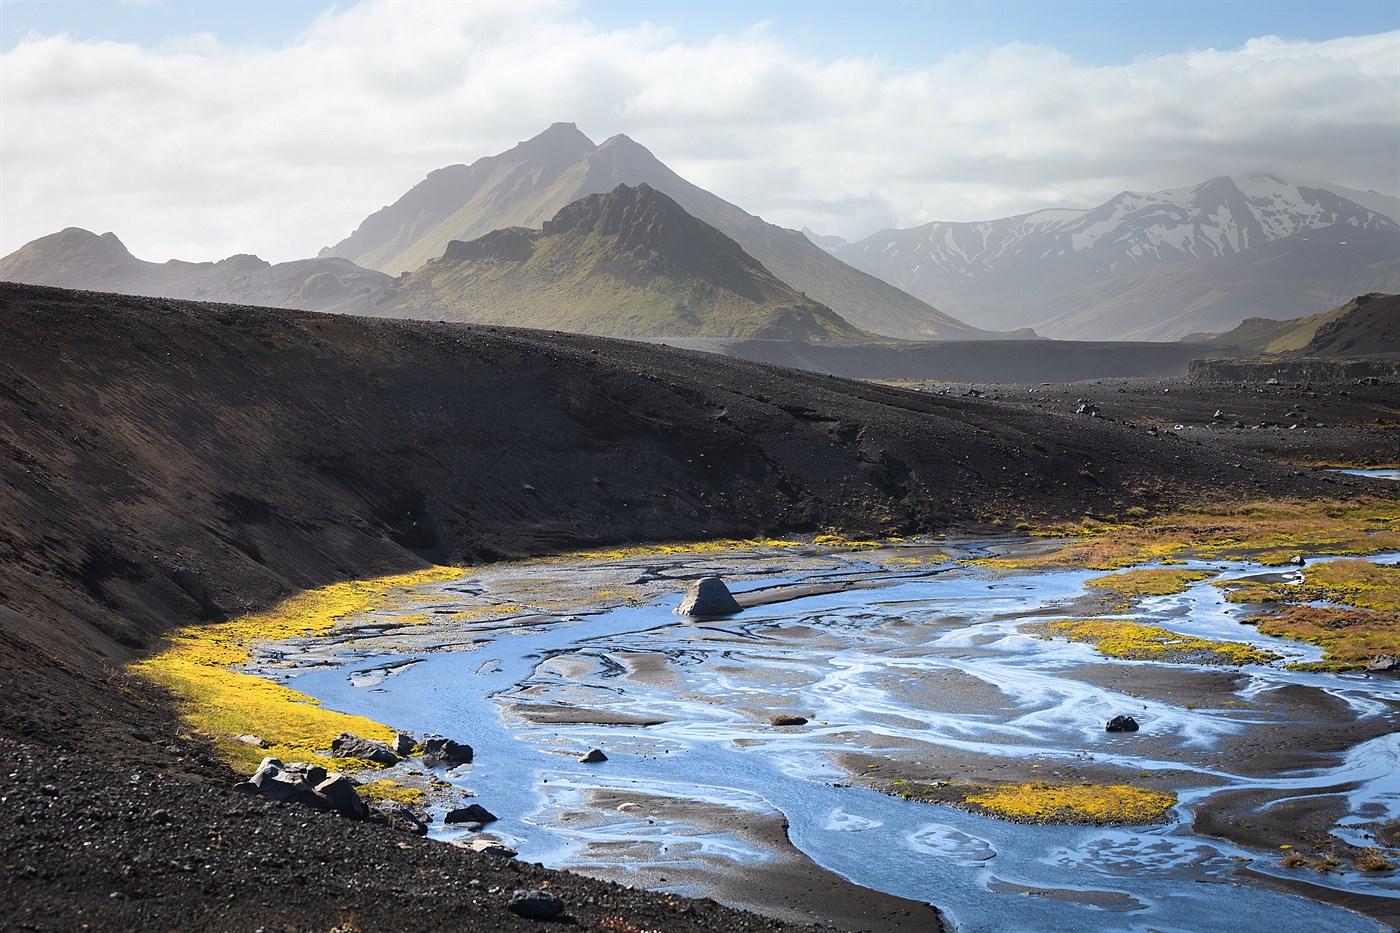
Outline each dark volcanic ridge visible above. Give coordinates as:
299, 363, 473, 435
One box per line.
1, 281, 1365, 677
371, 183, 864, 340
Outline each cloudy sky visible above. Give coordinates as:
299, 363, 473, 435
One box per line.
3, 0, 1397, 264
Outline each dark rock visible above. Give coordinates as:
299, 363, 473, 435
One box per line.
247, 758, 313, 803
1289, 555, 1306, 567
445, 803, 497, 824
421, 736, 473, 768
314, 774, 366, 820
507, 889, 566, 920
1367, 654, 1400, 672
330, 732, 399, 766
1106, 715, 1140, 733
675, 576, 742, 616
578, 748, 607, 763
373, 801, 428, 835
769, 714, 808, 726
390, 732, 416, 756
457, 838, 518, 858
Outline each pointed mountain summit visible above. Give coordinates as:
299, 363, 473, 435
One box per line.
372, 183, 864, 341
325, 125, 987, 339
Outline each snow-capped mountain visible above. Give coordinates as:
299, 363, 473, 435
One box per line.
829, 175, 1400, 340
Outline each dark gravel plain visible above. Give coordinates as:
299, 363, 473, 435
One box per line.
1, 282, 1394, 932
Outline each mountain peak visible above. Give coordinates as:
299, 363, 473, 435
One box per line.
544, 183, 732, 258
513, 122, 596, 157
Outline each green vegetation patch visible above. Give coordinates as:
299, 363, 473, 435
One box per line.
131, 566, 462, 773
1025, 618, 1279, 666
1222, 558, 1400, 669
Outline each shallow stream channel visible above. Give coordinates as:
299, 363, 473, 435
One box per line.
245, 537, 1399, 932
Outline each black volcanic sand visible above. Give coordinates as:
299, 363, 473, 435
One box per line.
1, 282, 1396, 932
939, 377, 1400, 466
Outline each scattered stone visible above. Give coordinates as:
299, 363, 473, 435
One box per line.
330, 732, 399, 766
457, 838, 518, 858
373, 801, 428, 835
769, 714, 809, 726
578, 748, 608, 763
1367, 655, 1400, 672
617, 802, 643, 813
421, 736, 473, 768
1106, 715, 1140, 733
445, 803, 498, 824
390, 732, 416, 756
674, 576, 742, 616
232, 734, 268, 748
507, 889, 566, 920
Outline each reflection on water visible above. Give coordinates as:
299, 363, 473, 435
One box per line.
258, 544, 1400, 933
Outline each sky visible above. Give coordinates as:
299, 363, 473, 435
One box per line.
2, 0, 1398, 264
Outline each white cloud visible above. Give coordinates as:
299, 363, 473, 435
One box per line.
2, 0, 1396, 262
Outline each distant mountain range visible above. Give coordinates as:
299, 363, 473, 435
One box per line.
3, 124, 1394, 351
824, 175, 1400, 341
369, 183, 864, 340
0, 227, 391, 311
324, 123, 986, 340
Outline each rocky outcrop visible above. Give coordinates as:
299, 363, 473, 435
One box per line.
331, 732, 399, 765
675, 577, 742, 617
234, 757, 367, 819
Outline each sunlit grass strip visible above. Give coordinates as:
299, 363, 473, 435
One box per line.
963, 782, 1176, 824
975, 497, 1400, 571
544, 537, 807, 562
1026, 618, 1279, 665
131, 566, 462, 773
1086, 567, 1217, 597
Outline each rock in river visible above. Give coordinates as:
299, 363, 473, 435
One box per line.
421, 736, 473, 767
675, 576, 742, 616
1106, 715, 1140, 733
445, 803, 498, 824
579, 748, 608, 763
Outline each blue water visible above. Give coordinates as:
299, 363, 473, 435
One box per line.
269, 548, 1399, 933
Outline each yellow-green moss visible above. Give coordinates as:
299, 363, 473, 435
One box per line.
1026, 618, 1278, 665
1222, 559, 1400, 669
978, 498, 1400, 571
1086, 568, 1216, 597
131, 566, 462, 773
361, 779, 427, 805
963, 782, 1176, 824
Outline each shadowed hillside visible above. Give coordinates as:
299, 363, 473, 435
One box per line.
1, 282, 1357, 680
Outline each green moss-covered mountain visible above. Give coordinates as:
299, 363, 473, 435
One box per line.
371, 184, 866, 341
326, 123, 986, 340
